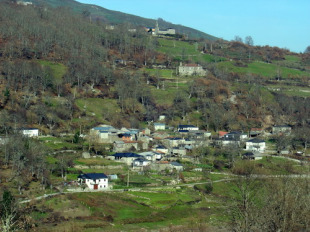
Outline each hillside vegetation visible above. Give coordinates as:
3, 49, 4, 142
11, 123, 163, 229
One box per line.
0, 2, 309, 231
0, 1, 309, 133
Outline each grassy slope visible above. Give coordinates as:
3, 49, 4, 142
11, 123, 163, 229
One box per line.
157, 38, 225, 62
37, 60, 67, 81
35, 189, 223, 231
75, 98, 120, 119
154, 38, 310, 100
217, 61, 308, 79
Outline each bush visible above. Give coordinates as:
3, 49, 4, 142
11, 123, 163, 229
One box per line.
213, 160, 225, 170
194, 183, 213, 194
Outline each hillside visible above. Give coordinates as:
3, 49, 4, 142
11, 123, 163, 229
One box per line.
12, 0, 218, 41
0, 1, 309, 133
0, 2, 310, 232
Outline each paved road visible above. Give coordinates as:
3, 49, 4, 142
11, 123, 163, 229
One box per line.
19, 173, 310, 204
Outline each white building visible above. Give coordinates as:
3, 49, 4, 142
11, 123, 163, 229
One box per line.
78, 173, 109, 190
178, 125, 199, 131
154, 123, 166, 131
246, 139, 266, 153
152, 145, 169, 154
21, 128, 39, 137
133, 158, 151, 167
108, 153, 143, 166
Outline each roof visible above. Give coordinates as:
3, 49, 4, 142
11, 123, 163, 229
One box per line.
170, 161, 183, 166
219, 131, 228, 136
93, 126, 114, 131
169, 137, 182, 140
243, 152, 255, 156
113, 153, 142, 158
156, 145, 167, 149
179, 130, 189, 133
134, 158, 148, 162
122, 133, 131, 137
154, 123, 165, 126
78, 173, 108, 180
178, 125, 197, 128
247, 138, 265, 143
158, 161, 169, 164
251, 128, 263, 131
183, 64, 199, 67
228, 131, 242, 135
114, 141, 125, 144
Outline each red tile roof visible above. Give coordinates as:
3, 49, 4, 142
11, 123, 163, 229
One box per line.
184, 64, 199, 67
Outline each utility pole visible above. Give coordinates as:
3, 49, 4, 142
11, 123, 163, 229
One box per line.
127, 169, 129, 187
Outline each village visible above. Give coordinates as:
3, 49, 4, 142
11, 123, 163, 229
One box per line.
12, 118, 295, 192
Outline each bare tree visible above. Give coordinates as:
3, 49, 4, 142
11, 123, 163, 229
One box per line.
234, 36, 243, 43
244, 36, 254, 46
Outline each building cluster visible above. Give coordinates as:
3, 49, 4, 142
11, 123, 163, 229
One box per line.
145, 21, 176, 36
88, 121, 213, 171
87, 120, 293, 175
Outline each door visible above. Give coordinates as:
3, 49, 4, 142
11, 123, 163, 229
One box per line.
94, 184, 98, 190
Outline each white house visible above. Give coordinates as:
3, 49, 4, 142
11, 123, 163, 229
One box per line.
21, 128, 39, 137
158, 115, 166, 121
78, 173, 109, 190
133, 158, 151, 168
221, 139, 240, 147
178, 125, 199, 131
152, 145, 169, 154
170, 162, 184, 172
167, 138, 185, 147
246, 139, 266, 153
154, 123, 166, 131
108, 153, 143, 166
139, 151, 162, 161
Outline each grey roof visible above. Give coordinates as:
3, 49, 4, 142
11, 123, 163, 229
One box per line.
178, 125, 196, 128
243, 152, 255, 156
154, 123, 165, 126
247, 138, 265, 143
114, 153, 142, 158
156, 145, 167, 149
78, 173, 108, 180
170, 161, 183, 166
169, 137, 182, 140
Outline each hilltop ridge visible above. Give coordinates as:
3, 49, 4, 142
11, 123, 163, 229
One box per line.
11, 0, 218, 40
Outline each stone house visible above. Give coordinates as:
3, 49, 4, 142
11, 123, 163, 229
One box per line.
178, 63, 207, 76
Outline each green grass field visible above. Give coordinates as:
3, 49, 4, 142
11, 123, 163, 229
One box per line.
34, 188, 226, 231
75, 98, 120, 119
217, 61, 308, 79
157, 38, 225, 63
37, 60, 67, 80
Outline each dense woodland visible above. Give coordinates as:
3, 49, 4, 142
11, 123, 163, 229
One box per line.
0, 2, 309, 231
